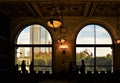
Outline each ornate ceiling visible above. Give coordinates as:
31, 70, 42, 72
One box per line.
0, 0, 119, 18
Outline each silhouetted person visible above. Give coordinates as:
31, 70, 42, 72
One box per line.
21, 60, 27, 74
61, 60, 67, 74
29, 61, 35, 74
15, 64, 18, 73
68, 61, 73, 75
80, 60, 85, 74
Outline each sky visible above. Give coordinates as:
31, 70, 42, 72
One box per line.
76, 24, 112, 57
17, 25, 52, 44
17, 27, 30, 44
76, 24, 112, 44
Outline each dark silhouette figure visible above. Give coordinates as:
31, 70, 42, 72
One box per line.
68, 61, 74, 82
21, 60, 27, 74
68, 61, 74, 75
61, 60, 67, 74
14, 64, 22, 74
80, 60, 85, 74
14, 64, 19, 72
29, 61, 35, 74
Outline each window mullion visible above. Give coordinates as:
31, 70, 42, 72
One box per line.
94, 47, 96, 72
32, 47, 34, 66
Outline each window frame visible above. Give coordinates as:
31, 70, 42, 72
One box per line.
76, 24, 113, 73
15, 24, 53, 73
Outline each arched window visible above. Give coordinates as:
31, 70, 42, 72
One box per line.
15, 24, 52, 73
76, 24, 113, 74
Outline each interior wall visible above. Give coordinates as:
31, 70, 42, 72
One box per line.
0, 12, 10, 73
10, 16, 120, 73
114, 45, 120, 72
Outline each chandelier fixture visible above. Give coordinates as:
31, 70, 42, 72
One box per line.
47, 18, 62, 29
58, 38, 66, 45
47, 0, 63, 31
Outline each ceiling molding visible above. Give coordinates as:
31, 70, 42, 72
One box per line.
0, 0, 119, 18
0, 0, 120, 3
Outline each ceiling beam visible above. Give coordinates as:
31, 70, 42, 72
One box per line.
0, 0, 119, 3
84, 2, 92, 16
89, 2, 97, 16
30, 2, 42, 17
25, 3, 37, 16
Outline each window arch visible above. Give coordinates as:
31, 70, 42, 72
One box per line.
15, 24, 52, 73
76, 24, 113, 74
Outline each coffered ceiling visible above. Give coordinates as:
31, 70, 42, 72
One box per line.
0, 0, 120, 18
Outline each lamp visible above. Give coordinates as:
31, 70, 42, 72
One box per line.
47, 18, 62, 29
58, 38, 66, 44
115, 39, 120, 44
58, 38, 67, 54
47, 0, 63, 30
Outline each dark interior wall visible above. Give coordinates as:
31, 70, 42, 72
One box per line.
0, 12, 10, 73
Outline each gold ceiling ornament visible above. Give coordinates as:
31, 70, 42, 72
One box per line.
47, 18, 62, 29
60, 26, 68, 34
115, 39, 120, 44
58, 38, 66, 45
47, 0, 64, 31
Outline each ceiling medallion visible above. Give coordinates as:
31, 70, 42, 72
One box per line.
47, 1, 64, 31
60, 27, 68, 34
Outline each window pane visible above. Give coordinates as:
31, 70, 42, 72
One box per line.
96, 47, 112, 72
96, 25, 112, 44
17, 27, 30, 44
35, 67, 52, 74
17, 24, 52, 44
34, 47, 52, 73
76, 24, 112, 44
76, 25, 95, 44
76, 47, 94, 72
16, 47, 32, 72
30, 25, 52, 44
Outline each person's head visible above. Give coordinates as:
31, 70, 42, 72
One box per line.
70, 61, 73, 64
81, 60, 84, 64
22, 60, 25, 64
62, 60, 65, 64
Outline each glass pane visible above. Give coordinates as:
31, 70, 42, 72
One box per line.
17, 24, 52, 44
95, 66, 112, 73
76, 47, 94, 72
76, 24, 112, 44
96, 47, 112, 72
34, 47, 52, 73
30, 25, 52, 44
96, 25, 112, 44
76, 25, 95, 44
34, 67, 52, 74
17, 27, 30, 44
86, 67, 94, 73
16, 47, 32, 72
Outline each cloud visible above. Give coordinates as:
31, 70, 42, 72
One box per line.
76, 37, 112, 44
17, 30, 30, 44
